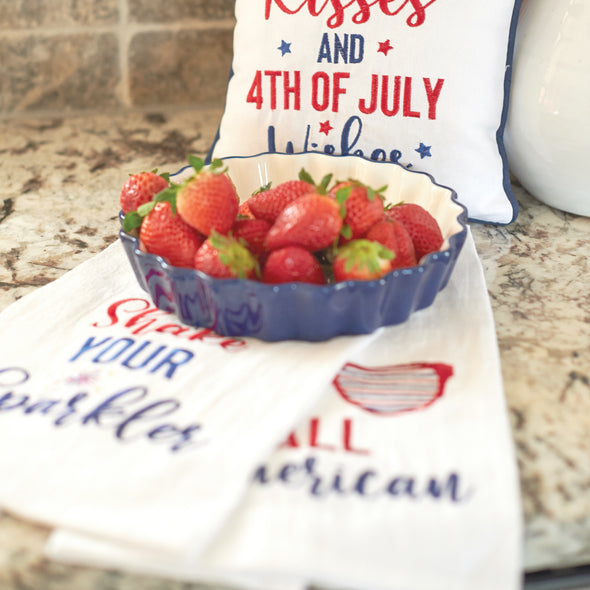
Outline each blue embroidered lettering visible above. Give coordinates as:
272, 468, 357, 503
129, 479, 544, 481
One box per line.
354, 470, 377, 496
0, 392, 29, 411
121, 342, 167, 370
252, 455, 474, 504
170, 425, 204, 452
70, 336, 194, 379
148, 349, 194, 379
24, 400, 60, 415
93, 338, 135, 363
115, 400, 180, 441
82, 387, 148, 427
54, 393, 89, 426
253, 465, 270, 484
0, 366, 205, 454
69, 336, 113, 362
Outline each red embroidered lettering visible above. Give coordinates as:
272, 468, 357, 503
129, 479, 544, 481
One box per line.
92, 299, 246, 351
381, 75, 401, 117
403, 76, 420, 118
311, 71, 331, 111
342, 418, 370, 455
332, 71, 350, 113
283, 70, 301, 110
309, 417, 338, 452
264, 0, 439, 29
93, 298, 152, 329
358, 74, 379, 114
424, 77, 444, 120
265, 70, 282, 110
247, 70, 264, 110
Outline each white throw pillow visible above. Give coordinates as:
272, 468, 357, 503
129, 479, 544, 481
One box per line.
210, 0, 522, 224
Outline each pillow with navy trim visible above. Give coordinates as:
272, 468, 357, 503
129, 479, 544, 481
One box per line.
210, 0, 521, 224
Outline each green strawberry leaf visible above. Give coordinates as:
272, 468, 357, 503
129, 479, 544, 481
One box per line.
365, 184, 387, 201
372, 187, 387, 203
210, 231, 259, 279
252, 182, 272, 195
335, 186, 352, 204
209, 230, 227, 251
137, 201, 156, 217
298, 168, 333, 194
187, 154, 205, 173
154, 187, 178, 215
378, 245, 395, 260
318, 173, 333, 194
123, 211, 144, 233
385, 200, 404, 211
298, 168, 316, 186
340, 224, 353, 240
209, 159, 227, 174
367, 256, 380, 274
345, 256, 356, 273
337, 239, 395, 278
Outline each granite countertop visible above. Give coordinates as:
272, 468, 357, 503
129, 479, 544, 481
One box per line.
0, 110, 589, 589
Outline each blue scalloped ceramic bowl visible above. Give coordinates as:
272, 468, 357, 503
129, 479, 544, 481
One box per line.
119, 152, 468, 342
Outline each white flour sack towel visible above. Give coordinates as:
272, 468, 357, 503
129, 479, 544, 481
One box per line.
210, 0, 522, 223
0, 241, 377, 558
47, 231, 524, 590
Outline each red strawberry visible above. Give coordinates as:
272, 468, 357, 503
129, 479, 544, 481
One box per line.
238, 199, 256, 219
262, 247, 326, 285
232, 218, 271, 256
330, 180, 385, 241
248, 169, 318, 223
265, 193, 343, 252
120, 171, 169, 214
333, 239, 394, 282
365, 218, 417, 269
176, 157, 239, 237
194, 232, 259, 279
385, 203, 443, 260
138, 201, 204, 268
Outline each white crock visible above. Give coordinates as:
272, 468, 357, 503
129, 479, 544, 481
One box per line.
505, 0, 590, 216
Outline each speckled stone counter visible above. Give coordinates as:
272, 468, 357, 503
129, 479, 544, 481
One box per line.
1, 110, 589, 588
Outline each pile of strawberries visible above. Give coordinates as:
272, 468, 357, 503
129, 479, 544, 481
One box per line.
120, 156, 444, 285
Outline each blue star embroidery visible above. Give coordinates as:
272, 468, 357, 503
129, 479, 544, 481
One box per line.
415, 143, 432, 159
278, 40, 292, 56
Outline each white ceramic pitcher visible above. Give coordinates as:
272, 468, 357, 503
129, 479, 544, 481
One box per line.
505, 0, 590, 216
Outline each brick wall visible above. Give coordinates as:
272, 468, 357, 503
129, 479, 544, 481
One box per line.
0, 0, 235, 118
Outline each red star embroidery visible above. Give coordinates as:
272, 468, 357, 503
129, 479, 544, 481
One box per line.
378, 40, 394, 56
319, 120, 333, 135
